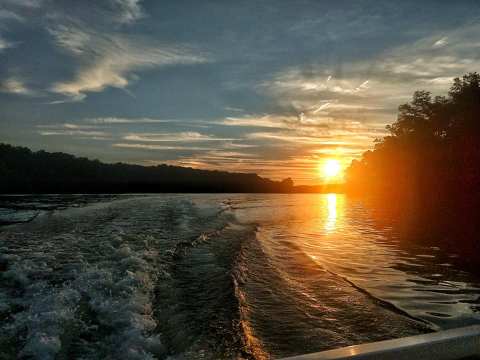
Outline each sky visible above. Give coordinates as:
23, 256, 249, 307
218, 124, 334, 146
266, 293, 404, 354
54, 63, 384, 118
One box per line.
1, 0, 480, 184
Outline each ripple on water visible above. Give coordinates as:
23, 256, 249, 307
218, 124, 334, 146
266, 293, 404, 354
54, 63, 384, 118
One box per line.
1, 194, 480, 359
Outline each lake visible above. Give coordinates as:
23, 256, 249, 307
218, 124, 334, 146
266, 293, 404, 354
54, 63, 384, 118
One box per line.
1, 194, 479, 359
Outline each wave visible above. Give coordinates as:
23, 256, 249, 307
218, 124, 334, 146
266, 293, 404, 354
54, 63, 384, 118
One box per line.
154, 213, 258, 359
230, 224, 432, 359
1, 194, 453, 360
232, 225, 272, 360
321, 268, 437, 330
0, 196, 257, 359
268, 238, 435, 330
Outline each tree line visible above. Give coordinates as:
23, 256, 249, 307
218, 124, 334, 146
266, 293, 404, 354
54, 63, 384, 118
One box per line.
0, 144, 294, 193
346, 72, 480, 205
345, 73, 480, 267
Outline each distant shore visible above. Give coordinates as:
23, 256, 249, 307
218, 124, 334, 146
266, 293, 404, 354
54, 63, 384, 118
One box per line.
0, 143, 348, 194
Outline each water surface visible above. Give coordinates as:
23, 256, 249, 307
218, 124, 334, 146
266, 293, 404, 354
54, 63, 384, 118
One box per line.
0, 194, 479, 359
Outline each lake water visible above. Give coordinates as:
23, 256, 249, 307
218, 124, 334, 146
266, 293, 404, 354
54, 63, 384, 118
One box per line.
1, 194, 479, 359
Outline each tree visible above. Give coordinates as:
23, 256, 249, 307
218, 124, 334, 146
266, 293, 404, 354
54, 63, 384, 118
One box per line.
346, 72, 480, 196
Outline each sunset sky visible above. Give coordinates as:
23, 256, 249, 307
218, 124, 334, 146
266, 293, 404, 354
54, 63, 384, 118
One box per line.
2, 0, 480, 184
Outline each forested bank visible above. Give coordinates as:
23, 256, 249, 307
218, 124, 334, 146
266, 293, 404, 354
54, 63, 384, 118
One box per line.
346, 73, 480, 268
0, 143, 294, 193
346, 73, 480, 202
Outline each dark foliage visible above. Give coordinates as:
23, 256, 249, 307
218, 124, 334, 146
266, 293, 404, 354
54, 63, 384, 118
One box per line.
346, 72, 480, 201
345, 73, 480, 267
0, 144, 294, 193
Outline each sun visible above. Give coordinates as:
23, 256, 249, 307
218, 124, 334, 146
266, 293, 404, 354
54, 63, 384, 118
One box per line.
322, 159, 341, 178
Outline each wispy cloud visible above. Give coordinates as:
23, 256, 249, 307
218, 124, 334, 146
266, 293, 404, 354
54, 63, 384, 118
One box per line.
36, 123, 109, 139
112, 0, 145, 25
84, 117, 175, 124
37, 123, 99, 130
259, 22, 480, 135
0, 36, 14, 52
246, 128, 381, 147
224, 106, 245, 113
2, 0, 43, 8
123, 132, 236, 142
377, 27, 480, 83
265, 22, 480, 104
196, 112, 379, 181
220, 115, 288, 129
113, 143, 215, 151
39, 130, 109, 138
0, 9, 25, 22
49, 24, 209, 101
433, 36, 448, 48
0, 78, 34, 95
162, 153, 331, 183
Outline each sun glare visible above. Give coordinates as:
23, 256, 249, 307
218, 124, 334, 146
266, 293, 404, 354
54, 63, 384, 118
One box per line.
322, 159, 341, 178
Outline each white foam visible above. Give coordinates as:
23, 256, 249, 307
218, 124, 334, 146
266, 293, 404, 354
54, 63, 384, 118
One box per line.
0, 232, 167, 358
0, 195, 235, 359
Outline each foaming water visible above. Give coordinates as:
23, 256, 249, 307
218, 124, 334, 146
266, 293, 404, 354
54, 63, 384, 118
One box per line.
1, 194, 480, 359
0, 195, 254, 359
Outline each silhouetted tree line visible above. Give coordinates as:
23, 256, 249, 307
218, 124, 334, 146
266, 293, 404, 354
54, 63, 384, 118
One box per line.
346, 72, 480, 204
0, 144, 294, 193
345, 73, 480, 267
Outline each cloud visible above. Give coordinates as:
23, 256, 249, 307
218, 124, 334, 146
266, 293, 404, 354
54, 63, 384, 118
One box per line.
207, 150, 258, 158
0, 36, 14, 52
262, 71, 371, 98
112, 143, 215, 151
37, 123, 99, 130
433, 36, 448, 48
49, 24, 209, 101
39, 130, 109, 138
112, 0, 145, 25
122, 132, 236, 142
84, 117, 175, 124
224, 106, 245, 112
0, 10, 20, 53
2, 0, 43, 8
0, 9, 25, 22
162, 153, 333, 183
234, 22, 480, 182
0, 78, 34, 95
245, 127, 381, 147
261, 22, 480, 129
221, 112, 386, 168
36, 123, 109, 139
220, 115, 287, 129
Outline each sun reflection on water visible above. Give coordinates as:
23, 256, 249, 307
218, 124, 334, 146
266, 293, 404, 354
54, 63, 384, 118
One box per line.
325, 193, 338, 233
231, 193, 480, 355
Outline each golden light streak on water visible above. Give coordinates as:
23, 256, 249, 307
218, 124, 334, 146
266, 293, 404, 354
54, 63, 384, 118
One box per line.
325, 193, 338, 233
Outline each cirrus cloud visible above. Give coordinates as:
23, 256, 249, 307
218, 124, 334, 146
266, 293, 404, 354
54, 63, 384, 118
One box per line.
49, 24, 209, 102
122, 132, 236, 142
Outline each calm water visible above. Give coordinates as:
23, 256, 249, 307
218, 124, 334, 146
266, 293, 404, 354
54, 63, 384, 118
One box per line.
0, 194, 479, 359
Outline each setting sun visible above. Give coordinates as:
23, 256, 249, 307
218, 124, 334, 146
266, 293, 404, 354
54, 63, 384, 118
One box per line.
322, 159, 341, 178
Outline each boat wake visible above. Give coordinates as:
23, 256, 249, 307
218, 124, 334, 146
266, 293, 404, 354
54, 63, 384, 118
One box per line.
2, 194, 479, 359
0, 196, 256, 359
